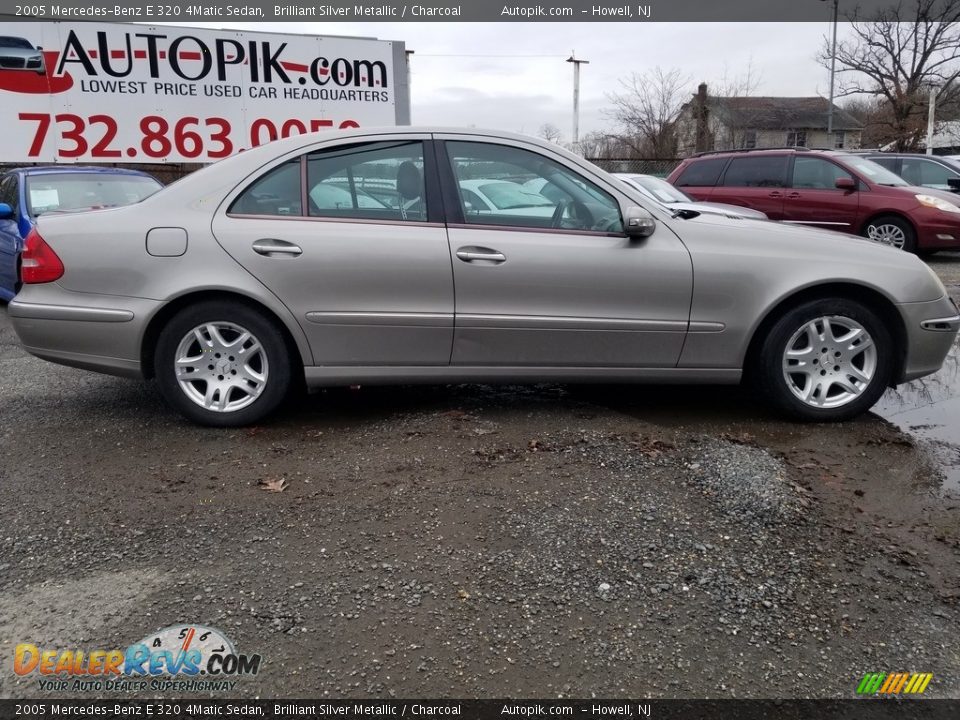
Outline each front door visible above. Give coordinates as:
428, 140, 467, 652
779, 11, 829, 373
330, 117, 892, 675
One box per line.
211, 136, 454, 366
437, 137, 693, 368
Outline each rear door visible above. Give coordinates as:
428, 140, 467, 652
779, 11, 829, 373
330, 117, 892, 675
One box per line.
781, 156, 860, 231
710, 154, 789, 219
211, 135, 455, 366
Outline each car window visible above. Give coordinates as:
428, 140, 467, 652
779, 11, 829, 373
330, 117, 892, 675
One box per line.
843, 157, 909, 186
0, 175, 18, 215
474, 181, 554, 210
791, 157, 855, 190
229, 159, 302, 216
869, 157, 898, 173
307, 141, 426, 222
901, 158, 957, 187
0, 36, 34, 49
446, 141, 623, 232
630, 176, 690, 203
722, 156, 788, 188
459, 187, 487, 211
674, 158, 727, 188
25, 173, 161, 217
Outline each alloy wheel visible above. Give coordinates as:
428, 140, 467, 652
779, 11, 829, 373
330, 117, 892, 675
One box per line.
174, 322, 269, 413
781, 315, 877, 409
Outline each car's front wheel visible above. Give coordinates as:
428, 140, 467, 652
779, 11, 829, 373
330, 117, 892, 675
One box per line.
756, 298, 893, 422
154, 301, 292, 426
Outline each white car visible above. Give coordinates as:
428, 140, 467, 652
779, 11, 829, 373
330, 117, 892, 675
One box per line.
614, 173, 768, 220
0, 36, 45, 74
459, 178, 556, 217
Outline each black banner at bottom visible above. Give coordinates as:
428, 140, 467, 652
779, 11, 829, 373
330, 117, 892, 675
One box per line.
2, 700, 960, 720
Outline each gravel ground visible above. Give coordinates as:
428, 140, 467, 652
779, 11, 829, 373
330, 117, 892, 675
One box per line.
1, 260, 960, 700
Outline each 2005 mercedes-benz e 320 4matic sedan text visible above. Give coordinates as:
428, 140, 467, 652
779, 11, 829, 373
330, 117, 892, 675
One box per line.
8, 128, 960, 426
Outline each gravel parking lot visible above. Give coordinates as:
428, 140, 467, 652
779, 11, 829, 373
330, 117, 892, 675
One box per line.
1, 258, 960, 699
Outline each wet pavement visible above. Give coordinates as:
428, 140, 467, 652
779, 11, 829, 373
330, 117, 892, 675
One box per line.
873, 252, 960, 494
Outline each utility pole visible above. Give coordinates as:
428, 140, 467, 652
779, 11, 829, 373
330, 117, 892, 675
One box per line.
566, 53, 589, 146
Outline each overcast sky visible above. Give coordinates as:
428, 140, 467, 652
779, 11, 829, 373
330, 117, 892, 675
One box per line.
177, 21, 860, 141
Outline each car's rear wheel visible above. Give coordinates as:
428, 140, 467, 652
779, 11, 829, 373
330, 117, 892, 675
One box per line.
756, 298, 893, 422
155, 301, 292, 426
863, 215, 916, 253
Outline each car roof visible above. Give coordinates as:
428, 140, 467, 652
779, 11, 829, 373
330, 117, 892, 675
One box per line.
9, 165, 159, 178
688, 147, 848, 160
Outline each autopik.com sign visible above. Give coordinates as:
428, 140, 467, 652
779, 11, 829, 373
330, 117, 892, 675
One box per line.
0, 21, 408, 163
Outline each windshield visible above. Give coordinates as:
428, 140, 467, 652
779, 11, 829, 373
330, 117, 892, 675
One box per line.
478, 182, 555, 210
0, 36, 34, 49
844, 157, 910, 186
628, 175, 691, 203
26, 173, 162, 217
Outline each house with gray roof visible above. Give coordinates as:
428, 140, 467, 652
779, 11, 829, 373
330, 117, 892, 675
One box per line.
675, 83, 863, 157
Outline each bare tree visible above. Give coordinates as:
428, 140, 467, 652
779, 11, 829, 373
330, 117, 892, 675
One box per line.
819, 0, 960, 150
537, 123, 563, 144
605, 67, 691, 157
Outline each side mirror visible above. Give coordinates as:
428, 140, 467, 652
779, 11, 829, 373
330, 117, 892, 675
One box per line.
623, 206, 656, 239
947, 178, 960, 192
0, 202, 13, 220
835, 177, 857, 191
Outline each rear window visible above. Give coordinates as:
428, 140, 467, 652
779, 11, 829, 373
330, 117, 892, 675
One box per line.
674, 158, 727, 187
722, 156, 788, 188
26, 173, 162, 216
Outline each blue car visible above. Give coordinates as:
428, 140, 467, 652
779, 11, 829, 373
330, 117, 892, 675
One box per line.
0, 166, 162, 301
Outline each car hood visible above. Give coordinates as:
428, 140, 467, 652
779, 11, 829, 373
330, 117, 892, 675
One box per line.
906, 185, 960, 205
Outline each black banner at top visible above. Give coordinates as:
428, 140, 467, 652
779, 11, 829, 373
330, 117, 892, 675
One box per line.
0, 0, 947, 23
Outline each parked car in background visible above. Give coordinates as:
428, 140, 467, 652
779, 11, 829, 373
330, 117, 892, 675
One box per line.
614, 173, 768, 220
0, 166, 162, 301
8, 128, 958, 427
459, 178, 556, 217
0, 36, 45, 74
857, 152, 960, 194
667, 148, 960, 253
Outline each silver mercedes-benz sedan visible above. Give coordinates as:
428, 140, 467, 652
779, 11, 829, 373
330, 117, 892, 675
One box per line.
9, 128, 960, 426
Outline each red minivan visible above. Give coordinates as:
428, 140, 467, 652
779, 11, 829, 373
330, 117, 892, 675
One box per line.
666, 148, 960, 254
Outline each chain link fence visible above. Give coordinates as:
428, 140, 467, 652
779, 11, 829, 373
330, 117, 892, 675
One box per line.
586, 158, 682, 178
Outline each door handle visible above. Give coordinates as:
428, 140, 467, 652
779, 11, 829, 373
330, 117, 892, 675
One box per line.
786, 192, 800, 199
456, 247, 506, 264
767, 191, 783, 198
252, 238, 302, 257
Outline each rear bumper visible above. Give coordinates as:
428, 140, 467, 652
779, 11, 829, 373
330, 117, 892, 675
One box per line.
8, 288, 159, 379
898, 295, 960, 382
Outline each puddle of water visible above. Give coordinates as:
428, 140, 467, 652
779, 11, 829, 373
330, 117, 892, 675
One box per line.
874, 337, 960, 493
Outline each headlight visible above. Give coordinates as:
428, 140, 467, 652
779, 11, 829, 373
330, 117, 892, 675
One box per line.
916, 194, 960, 214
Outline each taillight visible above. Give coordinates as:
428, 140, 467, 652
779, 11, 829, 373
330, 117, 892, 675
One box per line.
21, 228, 64, 284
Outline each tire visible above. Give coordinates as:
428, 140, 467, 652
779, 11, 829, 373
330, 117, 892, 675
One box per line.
755, 298, 893, 422
862, 214, 916, 253
154, 301, 293, 427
